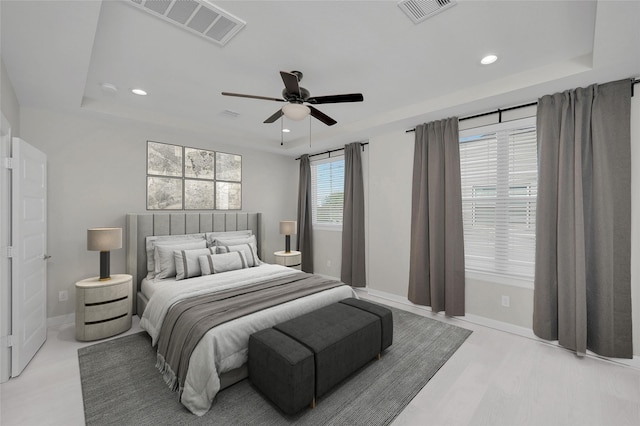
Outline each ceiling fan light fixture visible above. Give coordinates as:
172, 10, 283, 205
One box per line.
282, 103, 310, 121
481, 54, 498, 65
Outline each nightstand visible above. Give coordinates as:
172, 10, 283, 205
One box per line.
274, 250, 302, 270
75, 274, 132, 341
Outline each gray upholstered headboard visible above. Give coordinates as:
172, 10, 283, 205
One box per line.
125, 212, 262, 314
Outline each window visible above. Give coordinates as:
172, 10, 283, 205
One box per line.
311, 157, 344, 228
459, 118, 537, 279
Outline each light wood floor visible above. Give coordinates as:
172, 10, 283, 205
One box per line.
1, 295, 639, 426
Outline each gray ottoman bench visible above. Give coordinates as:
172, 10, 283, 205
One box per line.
248, 298, 393, 415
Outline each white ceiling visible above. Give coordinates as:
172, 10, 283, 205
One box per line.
1, 0, 639, 157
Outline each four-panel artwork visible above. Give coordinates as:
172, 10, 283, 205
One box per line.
147, 141, 242, 210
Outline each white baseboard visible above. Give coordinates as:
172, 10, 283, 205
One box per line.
47, 313, 75, 327
361, 287, 640, 370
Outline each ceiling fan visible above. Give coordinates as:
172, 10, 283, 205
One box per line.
221, 70, 364, 126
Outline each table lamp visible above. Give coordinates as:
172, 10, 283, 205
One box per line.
279, 221, 297, 253
87, 228, 122, 281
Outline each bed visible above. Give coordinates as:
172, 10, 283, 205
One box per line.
125, 212, 355, 416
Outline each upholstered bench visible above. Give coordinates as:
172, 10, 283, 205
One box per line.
248, 298, 393, 415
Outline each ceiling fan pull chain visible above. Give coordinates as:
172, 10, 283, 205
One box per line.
281, 115, 284, 146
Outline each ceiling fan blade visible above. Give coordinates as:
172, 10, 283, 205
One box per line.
280, 71, 301, 96
308, 105, 337, 126
306, 93, 364, 104
221, 92, 285, 102
263, 109, 284, 123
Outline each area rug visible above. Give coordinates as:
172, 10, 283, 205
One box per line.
78, 304, 471, 425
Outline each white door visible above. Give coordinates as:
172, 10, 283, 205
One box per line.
11, 137, 47, 377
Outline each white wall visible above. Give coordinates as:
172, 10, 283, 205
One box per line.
312, 230, 342, 277
18, 107, 298, 319
0, 58, 19, 136
368, 132, 413, 296
367, 94, 640, 356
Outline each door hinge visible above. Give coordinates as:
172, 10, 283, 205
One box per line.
1, 335, 13, 348
5, 246, 14, 258
3, 157, 13, 169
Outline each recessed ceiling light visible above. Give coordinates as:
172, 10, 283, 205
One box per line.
131, 88, 147, 96
282, 128, 291, 133
481, 54, 498, 65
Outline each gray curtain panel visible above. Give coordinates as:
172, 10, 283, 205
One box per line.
297, 154, 314, 273
341, 142, 366, 287
533, 79, 632, 358
408, 118, 465, 316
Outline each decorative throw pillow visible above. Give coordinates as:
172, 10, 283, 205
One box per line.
215, 242, 261, 267
174, 247, 214, 280
154, 239, 207, 280
199, 252, 249, 275
145, 233, 205, 279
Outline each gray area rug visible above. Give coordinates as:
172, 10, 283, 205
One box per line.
78, 304, 471, 425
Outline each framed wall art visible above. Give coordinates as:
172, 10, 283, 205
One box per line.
146, 141, 242, 210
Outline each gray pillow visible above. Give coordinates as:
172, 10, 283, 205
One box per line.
154, 240, 207, 280
199, 252, 249, 275
174, 247, 215, 280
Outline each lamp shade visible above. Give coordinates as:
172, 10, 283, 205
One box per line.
87, 228, 122, 251
282, 103, 310, 121
279, 221, 297, 235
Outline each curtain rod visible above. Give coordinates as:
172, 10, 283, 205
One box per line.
295, 142, 368, 161
406, 78, 640, 133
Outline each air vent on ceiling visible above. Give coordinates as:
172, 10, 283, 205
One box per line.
129, 0, 245, 46
398, 0, 456, 24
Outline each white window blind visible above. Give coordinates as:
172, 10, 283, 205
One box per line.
459, 118, 537, 279
311, 157, 344, 227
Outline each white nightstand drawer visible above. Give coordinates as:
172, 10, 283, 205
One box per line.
274, 251, 302, 270
82, 282, 129, 304
78, 314, 132, 342
84, 297, 130, 323
281, 255, 301, 267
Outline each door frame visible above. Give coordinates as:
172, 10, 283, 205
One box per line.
0, 112, 12, 383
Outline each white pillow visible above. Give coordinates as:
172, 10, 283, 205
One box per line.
215, 242, 261, 267
205, 230, 253, 247
199, 252, 249, 275
145, 233, 205, 278
154, 240, 207, 280
211, 234, 256, 246
174, 247, 215, 280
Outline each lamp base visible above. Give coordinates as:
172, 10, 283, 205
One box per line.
285, 235, 291, 253
99, 251, 111, 281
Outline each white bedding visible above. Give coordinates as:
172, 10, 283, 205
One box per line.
139, 263, 356, 416
140, 276, 169, 300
